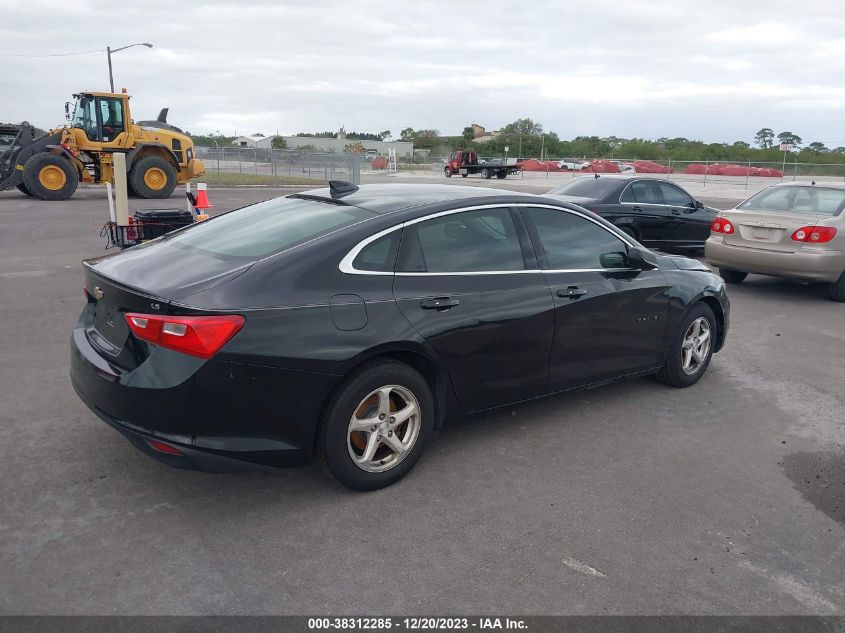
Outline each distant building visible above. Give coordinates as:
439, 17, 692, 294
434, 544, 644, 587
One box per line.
252, 134, 414, 158
231, 135, 266, 148
470, 123, 500, 144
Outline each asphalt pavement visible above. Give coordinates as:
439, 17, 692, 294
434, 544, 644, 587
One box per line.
0, 185, 842, 615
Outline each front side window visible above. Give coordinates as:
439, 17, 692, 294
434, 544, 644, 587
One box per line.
739, 186, 845, 217
526, 207, 628, 270
406, 208, 525, 273
71, 96, 99, 141
658, 182, 693, 206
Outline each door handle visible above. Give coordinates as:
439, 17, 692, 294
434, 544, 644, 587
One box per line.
671, 209, 681, 216
632, 206, 643, 212
557, 287, 588, 300
420, 297, 460, 310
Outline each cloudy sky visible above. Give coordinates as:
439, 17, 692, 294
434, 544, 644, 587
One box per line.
2, 0, 844, 145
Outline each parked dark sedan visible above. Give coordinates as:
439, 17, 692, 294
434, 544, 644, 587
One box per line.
71, 183, 729, 490
547, 175, 719, 251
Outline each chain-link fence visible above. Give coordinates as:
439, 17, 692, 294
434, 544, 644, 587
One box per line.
194, 146, 845, 191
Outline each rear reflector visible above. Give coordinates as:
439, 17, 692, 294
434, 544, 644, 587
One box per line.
125, 312, 245, 359
710, 217, 734, 234
146, 438, 184, 456
790, 226, 837, 243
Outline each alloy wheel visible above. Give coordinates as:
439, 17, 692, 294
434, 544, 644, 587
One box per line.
681, 317, 711, 375
347, 385, 421, 473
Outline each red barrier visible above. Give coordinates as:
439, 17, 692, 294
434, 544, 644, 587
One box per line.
371, 157, 388, 170
633, 160, 670, 174
685, 163, 783, 177
587, 159, 620, 173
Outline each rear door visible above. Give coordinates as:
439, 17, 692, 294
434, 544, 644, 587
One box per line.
621, 180, 673, 245
521, 205, 670, 389
392, 206, 555, 412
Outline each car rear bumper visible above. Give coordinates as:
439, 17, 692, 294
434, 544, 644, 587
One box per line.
705, 238, 844, 283
70, 316, 339, 472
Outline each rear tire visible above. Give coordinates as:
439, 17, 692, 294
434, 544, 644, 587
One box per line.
481, 168, 490, 179
655, 303, 717, 388
129, 155, 177, 199
496, 171, 507, 179
460, 173, 468, 178
719, 268, 748, 284
317, 360, 435, 491
22, 153, 78, 201
829, 271, 845, 302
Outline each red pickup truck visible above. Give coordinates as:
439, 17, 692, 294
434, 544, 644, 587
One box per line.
443, 150, 521, 179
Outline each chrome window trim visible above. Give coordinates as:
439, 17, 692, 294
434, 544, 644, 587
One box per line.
338, 202, 644, 276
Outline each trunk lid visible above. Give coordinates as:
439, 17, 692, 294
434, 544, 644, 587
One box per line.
720, 209, 824, 253
83, 241, 251, 367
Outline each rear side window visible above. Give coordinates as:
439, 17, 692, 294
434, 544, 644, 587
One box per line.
166, 197, 373, 258
526, 207, 628, 270
352, 231, 400, 272
403, 208, 525, 273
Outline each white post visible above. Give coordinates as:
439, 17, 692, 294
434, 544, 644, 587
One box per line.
106, 182, 116, 223
185, 182, 193, 213
112, 152, 130, 226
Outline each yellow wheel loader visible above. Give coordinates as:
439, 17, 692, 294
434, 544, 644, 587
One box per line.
0, 91, 204, 201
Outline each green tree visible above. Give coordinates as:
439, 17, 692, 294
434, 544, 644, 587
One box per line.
270, 135, 287, 149
344, 141, 366, 154
462, 126, 475, 141
777, 131, 802, 148
732, 141, 750, 148
499, 118, 543, 138
754, 128, 775, 149
807, 141, 828, 153
399, 127, 416, 142
378, 130, 392, 141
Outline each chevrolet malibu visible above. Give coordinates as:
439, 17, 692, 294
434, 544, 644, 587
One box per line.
71, 183, 730, 490
706, 182, 845, 301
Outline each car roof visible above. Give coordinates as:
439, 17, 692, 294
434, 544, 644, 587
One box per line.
764, 181, 845, 190
290, 183, 532, 214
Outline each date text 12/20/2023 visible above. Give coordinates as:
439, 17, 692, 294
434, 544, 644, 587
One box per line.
307, 617, 528, 630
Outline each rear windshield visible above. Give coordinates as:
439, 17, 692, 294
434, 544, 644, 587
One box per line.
739, 186, 845, 217
548, 177, 620, 199
165, 196, 374, 258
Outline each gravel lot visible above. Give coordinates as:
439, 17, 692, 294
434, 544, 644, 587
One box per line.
1, 184, 842, 615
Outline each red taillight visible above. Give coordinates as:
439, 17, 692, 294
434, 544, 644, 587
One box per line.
711, 217, 734, 234
125, 313, 245, 359
790, 226, 837, 243
146, 438, 183, 455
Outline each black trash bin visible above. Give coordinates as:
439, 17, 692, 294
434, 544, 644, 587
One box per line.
133, 208, 195, 240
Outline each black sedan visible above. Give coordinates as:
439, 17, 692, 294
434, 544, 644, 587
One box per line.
71, 183, 729, 490
547, 175, 719, 251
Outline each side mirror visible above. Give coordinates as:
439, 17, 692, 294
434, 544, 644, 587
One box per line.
627, 247, 659, 270
599, 252, 627, 269
694, 199, 704, 209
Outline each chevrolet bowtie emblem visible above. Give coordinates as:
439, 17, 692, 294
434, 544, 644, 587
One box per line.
92, 286, 104, 300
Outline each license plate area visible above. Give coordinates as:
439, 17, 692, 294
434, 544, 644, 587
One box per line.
751, 227, 774, 240
459, 168, 468, 175
92, 300, 129, 351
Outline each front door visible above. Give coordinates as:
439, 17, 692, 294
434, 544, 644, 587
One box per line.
521, 205, 671, 389
657, 182, 713, 247
392, 206, 555, 412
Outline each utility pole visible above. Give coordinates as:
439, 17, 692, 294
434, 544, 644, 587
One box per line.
107, 42, 153, 93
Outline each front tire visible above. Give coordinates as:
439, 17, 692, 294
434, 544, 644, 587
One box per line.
16, 182, 32, 196
22, 153, 79, 201
444, 167, 452, 178
829, 271, 845, 302
656, 303, 717, 388
129, 155, 177, 199
317, 360, 435, 491
720, 268, 747, 284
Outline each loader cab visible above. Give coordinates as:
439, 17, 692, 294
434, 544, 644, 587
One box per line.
70, 93, 128, 145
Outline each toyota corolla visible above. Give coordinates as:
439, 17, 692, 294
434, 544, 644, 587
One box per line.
71, 183, 729, 490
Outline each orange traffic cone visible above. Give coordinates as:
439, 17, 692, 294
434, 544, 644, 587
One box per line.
195, 185, 213, 209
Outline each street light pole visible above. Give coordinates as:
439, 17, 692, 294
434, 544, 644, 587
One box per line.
107, 42, 153, 93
